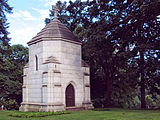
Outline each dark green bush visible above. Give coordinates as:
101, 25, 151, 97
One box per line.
0, 98, 19, 110
9, 111, 70, 118
92, 98, 105, 108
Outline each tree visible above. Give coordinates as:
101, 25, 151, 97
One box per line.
0, 0, 12, 52
115, 0, 160, 109
0, 0, 12, 96
0, 0, 13, 109
92, 0, 160, 109
0, 44, 28, 110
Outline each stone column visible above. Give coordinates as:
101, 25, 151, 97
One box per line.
19, 65, 29, 111
82, 67, 94, 109
52, 68, 64, 111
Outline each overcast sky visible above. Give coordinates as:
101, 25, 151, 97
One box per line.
7, 0, 87, 46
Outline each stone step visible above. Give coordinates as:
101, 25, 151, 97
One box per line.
66, 107, 85, 111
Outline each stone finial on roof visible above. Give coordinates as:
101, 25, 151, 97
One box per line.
27, 5, 81, 46
52, 6, 59, 18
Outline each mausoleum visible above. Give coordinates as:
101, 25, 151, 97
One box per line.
19, 6, 93, 112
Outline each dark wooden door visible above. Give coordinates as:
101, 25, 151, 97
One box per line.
65, 84, 75, 107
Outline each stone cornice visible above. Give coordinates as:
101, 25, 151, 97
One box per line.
21, 102, 64, 106
28, 37, 82, 46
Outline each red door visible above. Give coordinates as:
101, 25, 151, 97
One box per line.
65, 84, 75, 107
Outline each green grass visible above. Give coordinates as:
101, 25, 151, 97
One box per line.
8, 111, 70, 118
0, 108, 160, 120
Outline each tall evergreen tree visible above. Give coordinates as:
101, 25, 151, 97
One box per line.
0, 0, 12, 94
113, 0, 160, 109
0, 0, 12, 76
0, 0, 12, 49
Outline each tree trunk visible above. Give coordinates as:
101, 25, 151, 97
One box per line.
140, 51, 146, 109
105, 78, 112, 107
104, 63, 113, 108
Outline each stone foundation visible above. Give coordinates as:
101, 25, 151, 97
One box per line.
19, 103, 65, 112
19, 102, 94, 112
82, 102, 94, 110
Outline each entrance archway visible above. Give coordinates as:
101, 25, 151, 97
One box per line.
65, 84, 75, 107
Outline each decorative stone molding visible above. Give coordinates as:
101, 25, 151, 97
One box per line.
42, 84, 47, 87
43, 56, 61, 64
54, 83, 61, 87
85, 84, 90, 87
43, 72, 48, 74
28, 38, 82, 46
53, 70, 61, 73
53, 103, 64, 106
84, 72, 90, 76
21, 102, 64, 106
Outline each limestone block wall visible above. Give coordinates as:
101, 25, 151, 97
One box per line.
60, 40, 81, 66
42, 40, 62, 105
59, 41, 84, 107
42, 40, 61, 63
28, 41, 44, 103
47, 63, 62, 105
42, 40, 84, 107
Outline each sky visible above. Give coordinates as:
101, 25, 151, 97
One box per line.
7, 0, 85, 47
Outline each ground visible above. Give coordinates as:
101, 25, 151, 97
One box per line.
0, 109, 160, 120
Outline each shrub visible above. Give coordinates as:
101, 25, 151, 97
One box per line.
92, 98, 105, 108
0, 98, 19, 110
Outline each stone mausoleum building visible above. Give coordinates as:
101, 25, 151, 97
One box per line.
19, 7, 93, 112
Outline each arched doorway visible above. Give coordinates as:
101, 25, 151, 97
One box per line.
65, 84, 75, 107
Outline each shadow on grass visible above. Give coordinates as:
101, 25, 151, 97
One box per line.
93, 108, 111, 111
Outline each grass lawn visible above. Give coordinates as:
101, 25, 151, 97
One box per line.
0, 109, 160, 120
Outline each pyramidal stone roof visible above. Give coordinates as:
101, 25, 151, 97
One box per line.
27, 18, 81, 45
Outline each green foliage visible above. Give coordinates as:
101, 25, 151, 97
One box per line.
92, 98, 106, 108
9, 111, 70, 118
0, 44, 28, 110
0, 0, 12, 53
0, 98, 19, 110
146, 95, 160, 108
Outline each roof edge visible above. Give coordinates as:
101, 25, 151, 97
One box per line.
27, 37, 82, 46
